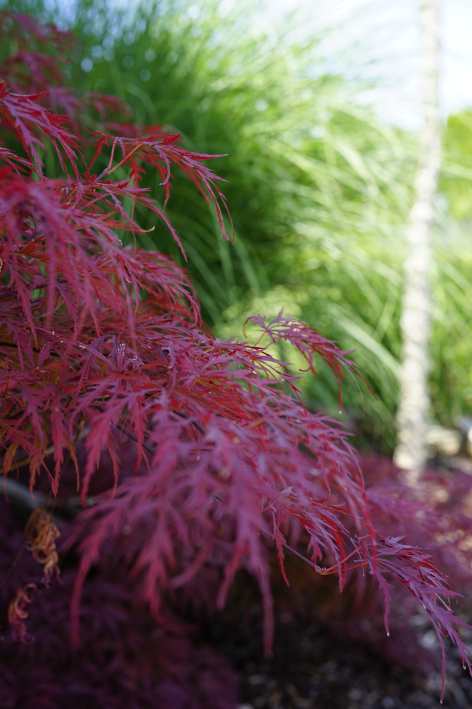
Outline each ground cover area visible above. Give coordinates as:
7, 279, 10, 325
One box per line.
207, 613, 472, 709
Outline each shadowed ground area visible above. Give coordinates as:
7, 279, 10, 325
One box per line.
204, 612, 472, 709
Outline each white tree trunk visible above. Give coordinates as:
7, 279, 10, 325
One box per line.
393, 0, 441, 484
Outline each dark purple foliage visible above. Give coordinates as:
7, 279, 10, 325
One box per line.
0, 12, 471, 703
0, 496, 239, 709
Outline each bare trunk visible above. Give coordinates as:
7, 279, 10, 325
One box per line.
393, 0, 440, 484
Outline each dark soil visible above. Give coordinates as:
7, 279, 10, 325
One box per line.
203, 613, 472, 709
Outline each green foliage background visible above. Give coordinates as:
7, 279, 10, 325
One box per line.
4, 0, 472, 452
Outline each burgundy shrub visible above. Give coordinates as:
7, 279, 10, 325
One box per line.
0, 494, 239, 709
0, 12, 471, 702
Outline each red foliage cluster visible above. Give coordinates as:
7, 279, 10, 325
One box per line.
0, 11, 470, 700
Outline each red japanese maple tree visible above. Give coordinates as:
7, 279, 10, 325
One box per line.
0, 11, 470, 702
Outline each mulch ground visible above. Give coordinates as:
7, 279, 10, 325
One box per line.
203, 612, 472, 709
